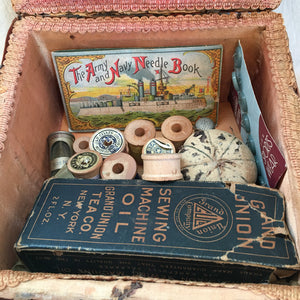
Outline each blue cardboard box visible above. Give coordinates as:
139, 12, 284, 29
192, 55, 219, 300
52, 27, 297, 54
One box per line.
15, 178, 299, 283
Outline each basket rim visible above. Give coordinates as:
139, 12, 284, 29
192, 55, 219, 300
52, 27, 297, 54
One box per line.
11, 0, 282, 15
0, 270, 300, 296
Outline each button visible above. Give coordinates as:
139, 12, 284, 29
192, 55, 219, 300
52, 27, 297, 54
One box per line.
234, 46, 243, 69
241, 113, 251, 133
257, 176, 268, 187
238, 92, 248, 112
232, 71, 240, 91
246, 135, 256, 155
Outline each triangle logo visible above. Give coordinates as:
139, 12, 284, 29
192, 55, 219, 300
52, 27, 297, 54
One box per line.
192, 202, 224, 230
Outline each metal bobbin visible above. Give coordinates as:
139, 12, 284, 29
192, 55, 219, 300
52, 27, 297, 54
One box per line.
47, 131, 75, 176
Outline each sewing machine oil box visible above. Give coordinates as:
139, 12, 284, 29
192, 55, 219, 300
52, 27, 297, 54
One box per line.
15, 178, 299, 283
1, 0, 300, 298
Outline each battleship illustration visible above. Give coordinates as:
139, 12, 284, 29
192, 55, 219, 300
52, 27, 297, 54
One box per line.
70, 68, 215, 118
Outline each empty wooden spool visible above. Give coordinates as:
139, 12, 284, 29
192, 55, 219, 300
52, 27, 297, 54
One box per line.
124, 119, 156, 165
73, 136, 91, 153
161, 115, 193, 151
141, 153, 183, 181
100, 152, 137, 180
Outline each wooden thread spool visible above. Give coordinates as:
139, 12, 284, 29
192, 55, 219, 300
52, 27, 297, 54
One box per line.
161, 116, 193, 151
67, 150, 103, 179
142, 137, 175, 154
100, 152, 137, 180
141, 153, 183, 181
73, 136, 90, 153
124, 119, 156, 165
89, 128, 126, 159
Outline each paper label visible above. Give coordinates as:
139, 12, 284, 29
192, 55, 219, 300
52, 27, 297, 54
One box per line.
259, 116, 286, 187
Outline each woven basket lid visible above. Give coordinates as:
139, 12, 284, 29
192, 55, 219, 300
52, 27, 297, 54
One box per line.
12, 0, 282, 15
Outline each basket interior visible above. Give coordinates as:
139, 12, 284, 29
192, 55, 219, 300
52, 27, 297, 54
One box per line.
0, 12, 299, 270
